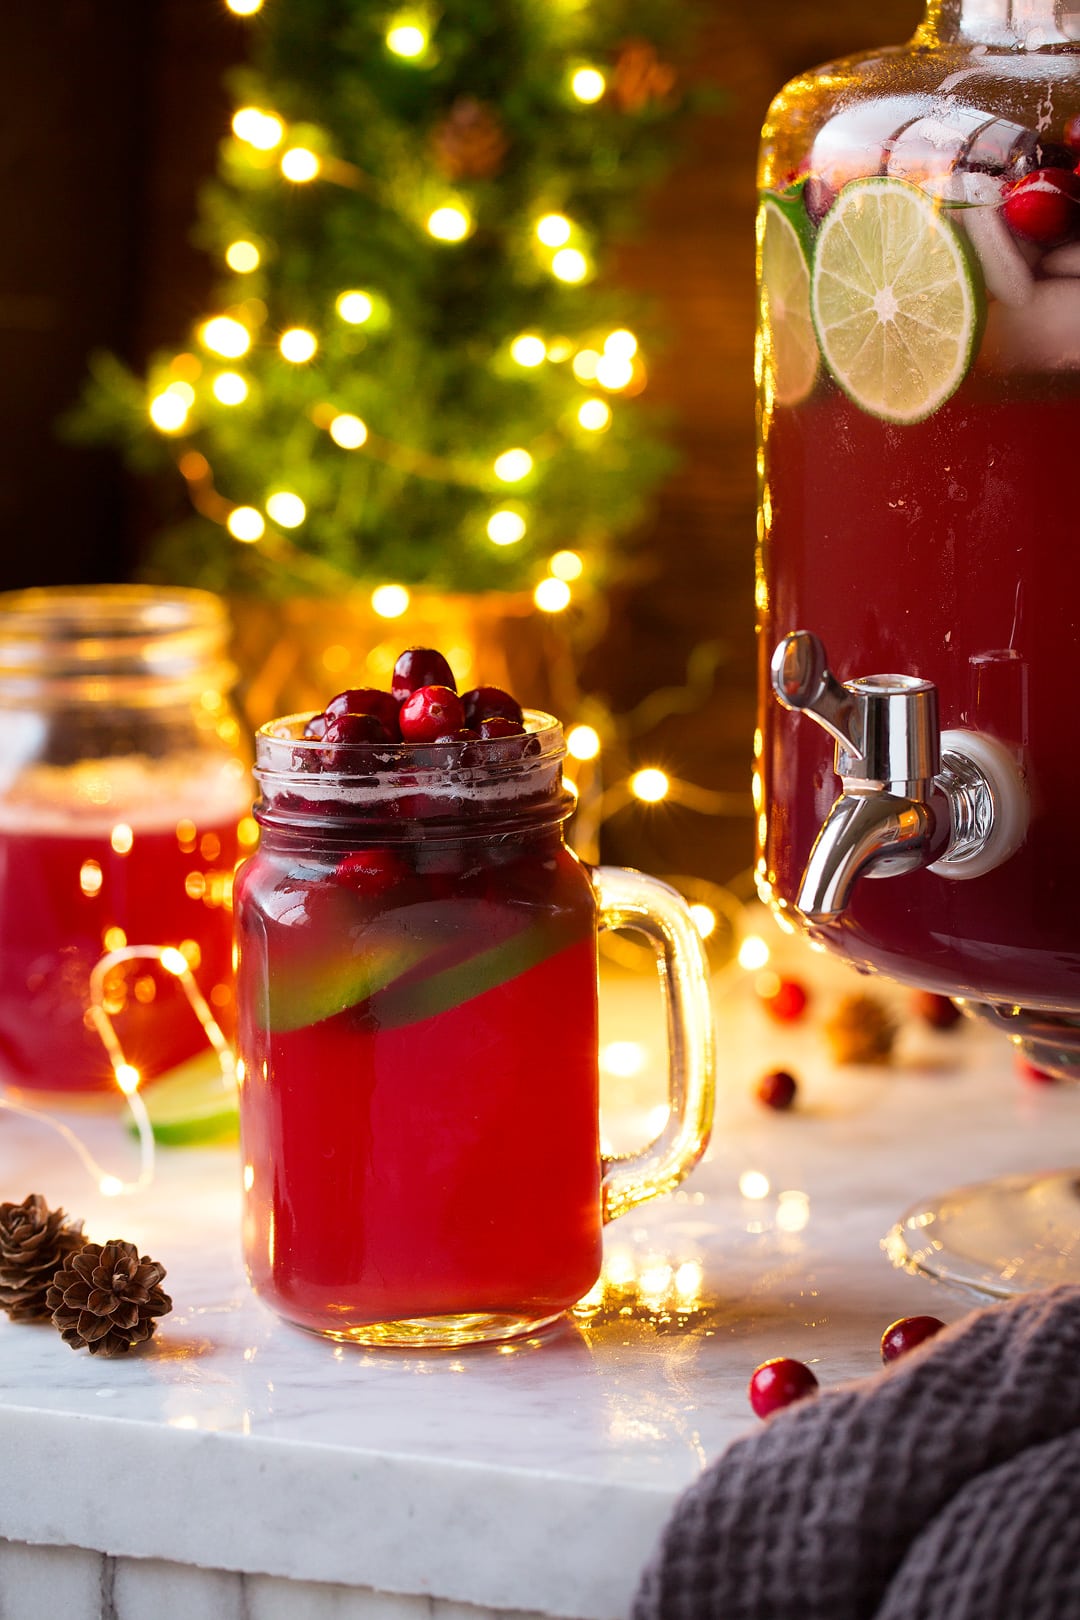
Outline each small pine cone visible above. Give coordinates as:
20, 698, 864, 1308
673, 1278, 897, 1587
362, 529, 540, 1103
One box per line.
431, 97, 509, 180
0, 1193, 87, 1323
47, 1239, 171, 1357
824, 992, 898, 1066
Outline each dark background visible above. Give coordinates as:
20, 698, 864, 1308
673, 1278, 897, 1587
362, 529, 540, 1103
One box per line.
0, 0, 923, 880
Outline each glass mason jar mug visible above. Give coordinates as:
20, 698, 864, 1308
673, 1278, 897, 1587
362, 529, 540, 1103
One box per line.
0, 586, 251, 1096
235, 712, 715, 1347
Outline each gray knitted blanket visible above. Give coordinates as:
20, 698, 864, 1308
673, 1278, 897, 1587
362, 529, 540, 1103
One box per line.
633, 1286, 1080, 1620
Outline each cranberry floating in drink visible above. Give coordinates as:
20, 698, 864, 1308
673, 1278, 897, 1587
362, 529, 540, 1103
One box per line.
758, 0, 1080, 1294
234, 657, 715, 1346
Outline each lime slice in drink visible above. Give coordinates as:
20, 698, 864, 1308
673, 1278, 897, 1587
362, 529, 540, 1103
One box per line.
759, 193, 819, 408
810, 176, 981, 424
132, 1050, 238, 1146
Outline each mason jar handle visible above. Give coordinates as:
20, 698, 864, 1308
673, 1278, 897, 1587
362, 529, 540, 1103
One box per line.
591, 866, 716, 1223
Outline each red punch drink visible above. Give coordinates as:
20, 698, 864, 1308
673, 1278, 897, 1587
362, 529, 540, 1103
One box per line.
236, 711, 602, 1344
0, 794, 247, 1094
235, 651, 715, 1346
757, 21, 1080, 1037
0, 585, 250, 1097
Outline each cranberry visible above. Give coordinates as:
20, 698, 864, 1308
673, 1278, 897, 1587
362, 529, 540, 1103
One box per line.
755, 1068, 798, 1111
323, 713, 391, 746
748, 1357, 818, 1418
391, 647, 457, 702
759, 976, 808, 1023
433, 728, 479, 744
880, 1314, 946, 1364
1002, 167, 1080, 245
303, 713, 328, 740
325, 687, 400, 737
334, 849, 408, 895
912, 990, 963, 1030
399, 685, 466, 742
804, 174, 837, 224
472, 716, 539, 764
461, 685, 524, 728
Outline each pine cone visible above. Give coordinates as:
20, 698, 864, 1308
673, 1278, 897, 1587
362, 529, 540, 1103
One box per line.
47, 1239, 171, 1356
0, 1193, 87, 1323
824, 992, 899, 1066
431, 97, 509, 180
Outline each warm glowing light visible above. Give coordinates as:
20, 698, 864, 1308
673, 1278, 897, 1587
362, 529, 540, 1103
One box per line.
777, 1190, 811, 1233
578, 398, 611, 431
571, 67, 607, 103
160, 948, 189, 977
572, 349, 600, 382
99, 1176, 124, 1198
199, 317, 250, 359
243, 1164, 255, 1191
110, 823, 134, 856
534, 577, 571, 613
536, 214, 572, 248
387, 22, 427, 55
631, 768, 669, 803
600, 1040, 647, 1078
232, 107, 283, 150
737, 934, 771, 971
213, 371, 248, 405
552, 248, 588, 283
674, 1261, 704, 1302
149, 392, 188, 433
550, 549, 583, 581
279, 327, 317, 363
226, 0, 263, 14
79, 860, 103, 898
372, 584, 410, 618
739, 1169, 771, 1201
329, 413, 368, 449
281, 147, 320, 182
427, 205, 472, 241
511, 334, 546, 368
487, 510, 526, 545
238, 816, 259, 847
566, 724, 600, 761
114, 1063, 141, 1095
336, 290, 373, 324
494, 448, 533, 482
226, 240, 260, 273
266, 491, 306, 528
103, 926, 127, 952
690, 904, 717, 939
596, 353, 634, 390
605, 328, 638, 360
228, 506, 265, 542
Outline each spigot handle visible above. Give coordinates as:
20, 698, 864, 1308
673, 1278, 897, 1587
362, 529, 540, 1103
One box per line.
770, 631, 864, 758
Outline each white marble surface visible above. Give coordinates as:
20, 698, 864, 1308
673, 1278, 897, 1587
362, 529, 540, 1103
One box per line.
1, 939, 1077, 1618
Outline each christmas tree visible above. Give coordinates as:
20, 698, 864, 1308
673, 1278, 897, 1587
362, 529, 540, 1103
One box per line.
75, 0, 690, 611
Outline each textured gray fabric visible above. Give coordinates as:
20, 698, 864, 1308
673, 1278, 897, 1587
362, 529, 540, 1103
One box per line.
632, 1286, 1080, 1620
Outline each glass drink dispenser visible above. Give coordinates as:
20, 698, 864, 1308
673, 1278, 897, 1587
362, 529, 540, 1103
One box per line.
757, 0, 1080, 1294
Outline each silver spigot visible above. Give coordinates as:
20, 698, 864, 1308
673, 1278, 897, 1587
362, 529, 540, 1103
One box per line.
771, 631, 1028, 924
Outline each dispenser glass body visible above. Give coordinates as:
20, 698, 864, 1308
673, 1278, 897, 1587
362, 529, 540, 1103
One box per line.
757, 6, 1080, 1014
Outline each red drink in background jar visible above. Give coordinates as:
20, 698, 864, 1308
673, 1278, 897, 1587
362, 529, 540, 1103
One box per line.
235, 657, 714, 1347
757, 17, 1080, 1019
0, 586, 250, 1096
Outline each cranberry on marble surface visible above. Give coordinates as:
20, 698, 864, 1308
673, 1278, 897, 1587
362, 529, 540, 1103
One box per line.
758, 975, 809, 1023
399, 685, 466, 743
755, 1069, 798, 1111
748, 1357, 819, 1418
880, 1315, 946, 1364
391, 647, 457, 702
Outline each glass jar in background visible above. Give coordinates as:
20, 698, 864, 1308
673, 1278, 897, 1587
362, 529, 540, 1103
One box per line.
235, 713, 714, 1346
0, 585, 253, 1097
